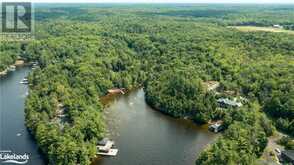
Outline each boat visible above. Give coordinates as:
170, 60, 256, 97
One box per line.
20, 78, 29, 84
97, 138, 118, 156
20, 81, 28, 84
209, 122, 224, 133
31, 62, 39, 70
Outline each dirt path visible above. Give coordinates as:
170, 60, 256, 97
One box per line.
259, 132, 285, 165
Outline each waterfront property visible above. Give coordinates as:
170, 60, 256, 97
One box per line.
217, 98, 242, 108
107, 88, 125, 95
97, 138, 118, 156
93, 88, 218, 165
209, 121, 224, 133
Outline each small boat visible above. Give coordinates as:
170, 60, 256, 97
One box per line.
31, 61, 39, 70
16, 133, 22, 136
20, 78, 29, 84
20, 81, 28, 84
31, 61, 38, 66
209, 122, 224, 133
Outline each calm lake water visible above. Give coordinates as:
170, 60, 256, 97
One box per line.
1, 68, 217, 165
95, 89, 218, 165
0, 67, 45, 165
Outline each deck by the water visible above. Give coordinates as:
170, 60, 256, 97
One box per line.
107, 88, 125, 95
97, 138, 118, 156
97, 149, 118, 156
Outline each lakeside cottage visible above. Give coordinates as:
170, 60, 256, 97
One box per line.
217, 98, 242, 108
273, 24, 283, 29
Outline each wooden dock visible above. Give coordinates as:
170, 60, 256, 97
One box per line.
97, 149, 118, 156
107, 88, 125, 95
96, 138, 118, 156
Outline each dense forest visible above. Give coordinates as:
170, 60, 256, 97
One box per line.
0, 43, 20, 71
1, 4, 294, 165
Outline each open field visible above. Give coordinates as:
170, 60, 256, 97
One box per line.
229, 26, 294, 34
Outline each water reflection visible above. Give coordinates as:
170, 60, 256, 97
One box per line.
95, 88, 218, 165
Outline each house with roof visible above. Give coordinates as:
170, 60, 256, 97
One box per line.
273, 24, 283, 29
217, 98, 242, 108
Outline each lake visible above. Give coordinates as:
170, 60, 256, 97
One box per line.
0, 68, 217, 165
95, 89, 218, 165
0, 67, 45, 165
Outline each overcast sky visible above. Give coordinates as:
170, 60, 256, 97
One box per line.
3, 0, 294, 3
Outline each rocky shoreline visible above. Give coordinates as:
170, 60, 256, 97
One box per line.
0, 60, 25, 77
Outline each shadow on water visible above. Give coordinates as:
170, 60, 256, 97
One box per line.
94, 88, 218, 165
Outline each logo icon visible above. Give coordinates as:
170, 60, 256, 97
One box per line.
0, 151, 29, 164
1, 2, 34, 41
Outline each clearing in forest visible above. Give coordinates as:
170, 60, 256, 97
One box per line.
228, 26, 294, 34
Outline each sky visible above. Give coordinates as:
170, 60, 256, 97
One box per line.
2, 0, 294, 3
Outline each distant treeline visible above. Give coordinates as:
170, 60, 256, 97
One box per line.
1, 4, 293, 165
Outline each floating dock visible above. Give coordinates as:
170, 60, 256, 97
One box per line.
97, 149, 118, 156
97, 138, 118, 156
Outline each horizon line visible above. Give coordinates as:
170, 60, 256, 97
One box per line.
33, 2, 294, 3
31, 2, 294, 4
3, 0, 294, 4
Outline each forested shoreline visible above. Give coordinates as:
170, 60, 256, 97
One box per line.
1, 4, 294, 165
